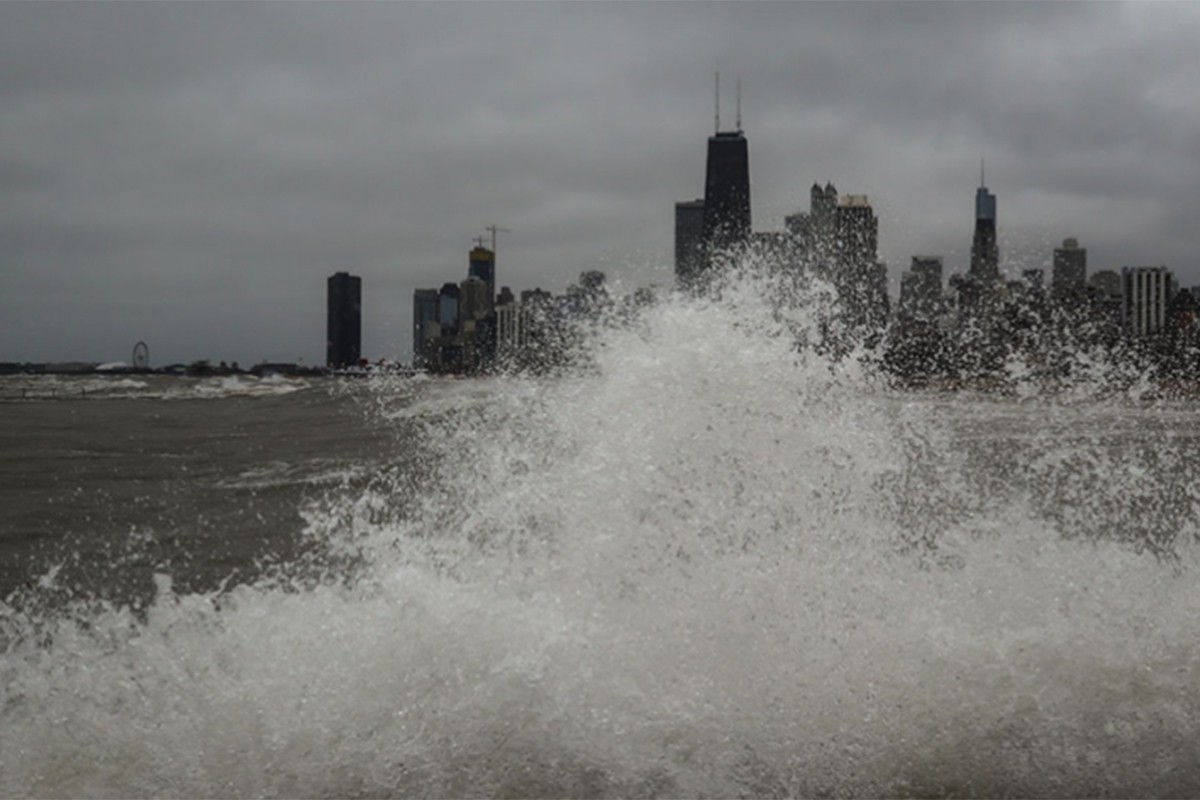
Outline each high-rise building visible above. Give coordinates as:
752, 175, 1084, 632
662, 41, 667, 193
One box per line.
832, 195, 885, 328
438, 282, 461, 333
900, 256, 944, 322
702, 129, 751, 267
496, 302, 532, 363
810, 182, 839, 264
969, 167, 999, 282
1052, 238, 1087, 294
783, 182, 840, 267
412, 288, 439, 366
468, 246, 496, 306
459, 276, 491, 324
1089, 269, 1122, 299
1122, 266, 1172, 337
674, 198, 706, 289
836, 195, 878, 273
326, 272, 361, 368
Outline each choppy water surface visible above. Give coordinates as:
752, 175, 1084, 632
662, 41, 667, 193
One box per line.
3, 287, 1200, 798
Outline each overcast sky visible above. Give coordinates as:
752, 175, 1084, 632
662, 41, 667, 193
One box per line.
4, 2, 1199, 366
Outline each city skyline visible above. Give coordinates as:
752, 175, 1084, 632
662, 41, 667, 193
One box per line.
4, 2, 1200, 366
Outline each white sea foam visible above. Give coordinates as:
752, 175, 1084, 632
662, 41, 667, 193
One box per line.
164, 375, 310, 400
0, 374, 309, 402
3, 273, 1199, 797
215, 459, 372, 491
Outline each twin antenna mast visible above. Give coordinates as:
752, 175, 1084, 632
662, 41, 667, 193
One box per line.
714, 71, 742, 134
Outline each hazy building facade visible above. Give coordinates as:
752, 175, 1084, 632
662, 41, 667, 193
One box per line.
1122, 266, 1172, 337
836, 195, 878, 272
438, 282, 460, 332
412, 288, 439, 366
468, 246, 497, 307
459, 276, 491, 324
900, 256, 945, 321
496, 302, 532, 363
811, 182, 839, 265
1089, 269, 1122, 299
674, 198, 706, 289
1052, 238, 1087, 296
834, 195, 886, 328
326, 272, 362, 368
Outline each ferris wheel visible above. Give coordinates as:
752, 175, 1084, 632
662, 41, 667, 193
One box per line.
132, 341, 150, 371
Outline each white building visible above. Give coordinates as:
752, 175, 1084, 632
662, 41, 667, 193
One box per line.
495, 302, 532, 362
1121, 266, 1172, 337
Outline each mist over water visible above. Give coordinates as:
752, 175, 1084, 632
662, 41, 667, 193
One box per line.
4, 272, 1200, 797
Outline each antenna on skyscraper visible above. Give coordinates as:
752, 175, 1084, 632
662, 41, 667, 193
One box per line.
714, 71, 720, 133
736, 78, 742, 132
980, 158, 985, 187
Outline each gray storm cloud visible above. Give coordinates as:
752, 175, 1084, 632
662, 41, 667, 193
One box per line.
2, 2, 1198, 365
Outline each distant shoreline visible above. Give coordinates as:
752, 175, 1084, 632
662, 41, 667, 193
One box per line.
0, 363, 416, 379
5, 366, 1200, 403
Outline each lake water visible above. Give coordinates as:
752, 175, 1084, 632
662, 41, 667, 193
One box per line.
3, 288, 1200, 797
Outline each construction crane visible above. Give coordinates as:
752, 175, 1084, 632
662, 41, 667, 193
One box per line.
484, 224, 511, 256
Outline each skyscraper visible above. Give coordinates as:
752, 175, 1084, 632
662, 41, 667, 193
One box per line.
900, 256, 944, 322
835, 195, 878, 274
326, 272, 361, 369
459, 276, 491, 324
468, 246, 496, 307
412, 288, 439, 366
677, 78, 752, 288
810, 182, 839, 265
674, 198, 706, 289
1052, 238, 1087, 295
1122, 266, 1172, 337
833, 195, 885, 329
969, 165, 999, 282
438, 282, 460, 333
702, 130, 751, 260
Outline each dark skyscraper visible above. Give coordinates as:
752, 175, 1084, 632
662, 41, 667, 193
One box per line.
835, 195, 878, 275
674, 198, 706, 289
675, 77, 751, 289
412, 288, 439, 366
969, 164, 999, 282
702, 129, 751, 263
326, 271, 361, 368
900, 256, 945, 321
1052, 237, 1087, 295
834, 195, 885, 329
438, 282, 461, 333
810, 182, 839, 265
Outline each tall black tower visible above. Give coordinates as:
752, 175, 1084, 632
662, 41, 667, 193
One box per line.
701, 74, 751, 271
969, 161, 999, 282
702, 131, 751, 263
326, 271, 362, 368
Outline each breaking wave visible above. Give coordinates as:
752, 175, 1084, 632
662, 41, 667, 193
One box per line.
3, 271, 1200, 797
0, 374, 310, 402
